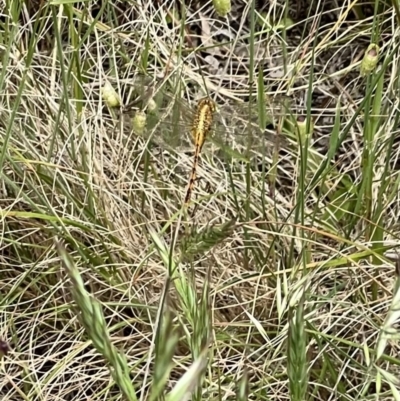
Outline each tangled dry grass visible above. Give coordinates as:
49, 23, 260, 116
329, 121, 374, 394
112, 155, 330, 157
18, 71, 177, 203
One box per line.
1, 1, 400, 400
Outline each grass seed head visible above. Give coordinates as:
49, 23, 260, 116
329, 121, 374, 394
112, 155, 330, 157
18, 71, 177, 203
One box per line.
212, 0, 231, 17
132, 110, 147, 135
146, 98, 158, 113
296, 115, 314, 143
102, 81, 121, 107
360, 43, 379, 77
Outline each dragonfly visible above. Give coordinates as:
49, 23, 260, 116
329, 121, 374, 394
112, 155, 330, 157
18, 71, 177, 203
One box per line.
118, 80, 299, 204
183, 97, 216, 204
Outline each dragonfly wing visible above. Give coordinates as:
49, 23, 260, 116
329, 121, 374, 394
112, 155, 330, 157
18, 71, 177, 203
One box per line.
128, 83, 293, 155
145, 92, 194, 151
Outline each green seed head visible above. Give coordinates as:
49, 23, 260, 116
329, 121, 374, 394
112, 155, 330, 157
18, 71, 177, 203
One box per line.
276, 17, 294, 30
146, 98, 158, 114
132, 110, 147, 135
101, 81, 120, 108
360, 44, 379, 77
212, 0, 231, 17
296, 115, 314, 143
